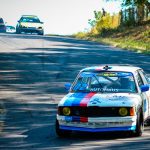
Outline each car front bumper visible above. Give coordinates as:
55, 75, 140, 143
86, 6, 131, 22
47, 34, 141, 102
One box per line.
57, 115, 137, 132
19, 27, 43, 33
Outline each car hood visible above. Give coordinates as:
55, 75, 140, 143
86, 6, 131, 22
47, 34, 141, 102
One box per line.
59, 92, 141, 107
20, 22, 43, 28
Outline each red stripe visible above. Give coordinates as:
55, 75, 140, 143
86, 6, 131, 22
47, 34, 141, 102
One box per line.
80, 117, 88, 122
95, 66, 102, 71
79, 92, 96, 123
80, 92, 96, 107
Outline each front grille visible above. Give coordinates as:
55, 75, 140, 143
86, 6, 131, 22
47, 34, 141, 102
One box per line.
59, 106, 131, 117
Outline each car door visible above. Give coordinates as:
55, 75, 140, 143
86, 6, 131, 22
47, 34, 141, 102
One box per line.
137, 70, 150, 118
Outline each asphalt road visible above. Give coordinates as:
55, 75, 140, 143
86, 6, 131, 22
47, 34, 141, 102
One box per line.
0, 33, 150, 150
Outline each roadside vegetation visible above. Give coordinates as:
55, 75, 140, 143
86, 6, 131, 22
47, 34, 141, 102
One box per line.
74, 0, 150, 54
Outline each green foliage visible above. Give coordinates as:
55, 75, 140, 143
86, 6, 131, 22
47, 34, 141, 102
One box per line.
89, 10, 120, 35
143, 29, 150, 37
88, 11, 102, 27
106, 0, 150, 25
73, 32, 88, 39
74, 1, 150, 55
96, 14, 112, 31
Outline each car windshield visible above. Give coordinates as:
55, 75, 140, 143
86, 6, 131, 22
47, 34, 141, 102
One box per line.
7, 26, 15, 29
21, 17, 40, 23
71, 71, 137, 93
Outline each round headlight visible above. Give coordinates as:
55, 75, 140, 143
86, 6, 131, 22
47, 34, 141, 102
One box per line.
119, 107, 128, 116
63, 107, 71, 116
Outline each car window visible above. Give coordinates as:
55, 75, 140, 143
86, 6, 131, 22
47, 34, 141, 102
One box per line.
6, 26, 15, 29
72, 71, 137, 93
136, 71, 144, 86
21, 17, 40, 23
138, 70, 150, 84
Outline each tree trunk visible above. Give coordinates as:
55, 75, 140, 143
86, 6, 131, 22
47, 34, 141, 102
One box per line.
145, 1, 150, 13
137, 4, 145, 24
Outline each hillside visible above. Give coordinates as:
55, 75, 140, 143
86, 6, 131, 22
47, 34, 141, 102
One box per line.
75, 24, 150, 54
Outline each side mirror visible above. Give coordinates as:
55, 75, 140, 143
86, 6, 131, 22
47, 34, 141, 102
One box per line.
40, 22, 44, 24
64, 83, 71, 91
140, 85, 149, 92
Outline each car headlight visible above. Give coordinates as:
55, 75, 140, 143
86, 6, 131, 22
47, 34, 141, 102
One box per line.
63, 107, 71, 116
119, 107, 128, 116
38, 27, 43, 30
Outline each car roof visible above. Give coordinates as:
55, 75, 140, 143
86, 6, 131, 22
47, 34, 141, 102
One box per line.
81, 65, 141, 73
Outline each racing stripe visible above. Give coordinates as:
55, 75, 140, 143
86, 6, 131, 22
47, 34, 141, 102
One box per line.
71, 93, 88, 106
79, 92, 96, 123
63, 92, 95, 123
95, 66, 102, 71
62, 93, 75, 106
72, 116, 88, 123
80, 92, 96, 107
80, 117, 88, 122
72, 116, 80, 122
63, 93, 87, 106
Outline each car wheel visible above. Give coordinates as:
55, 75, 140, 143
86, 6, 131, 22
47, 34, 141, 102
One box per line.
39, 33, 44, 35
38, 31, 44, 35
55, 119, 71, 137
133, 112, 144, 137
16, 28, 21, 34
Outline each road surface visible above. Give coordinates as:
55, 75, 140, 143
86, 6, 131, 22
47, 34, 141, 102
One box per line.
0, 33, 150, 150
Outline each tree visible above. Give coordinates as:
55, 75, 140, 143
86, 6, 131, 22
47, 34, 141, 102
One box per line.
106, 0, 150, 24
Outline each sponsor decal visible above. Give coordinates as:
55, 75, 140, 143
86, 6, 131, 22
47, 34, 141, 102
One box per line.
90, 88, 119, 92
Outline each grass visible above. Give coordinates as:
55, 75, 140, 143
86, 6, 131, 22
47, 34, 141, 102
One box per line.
73, 24, 150, 54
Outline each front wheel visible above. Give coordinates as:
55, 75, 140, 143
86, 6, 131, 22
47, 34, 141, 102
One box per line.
38, 30, 44, 35
16, 28, 21, 34
55, 119, 71, 137
133, 112, 144, 137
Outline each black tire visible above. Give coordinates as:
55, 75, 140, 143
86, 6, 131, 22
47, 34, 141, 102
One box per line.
55, 119, 71, 137
133, 112, 144, 137
16, 28, 21, 34
38, 32, 44, 35
38, 30, 44, 35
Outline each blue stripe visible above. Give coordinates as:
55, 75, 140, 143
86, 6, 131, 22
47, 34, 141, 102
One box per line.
63, 93, 88, 106
71, 93, 88, 106
60, 125, 136, 132
65, 116, 80, 122
65, 116, 72, 122
72, 116, 80, 122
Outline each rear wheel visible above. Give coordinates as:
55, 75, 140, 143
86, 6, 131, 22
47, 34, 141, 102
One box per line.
55, 119, 71, 137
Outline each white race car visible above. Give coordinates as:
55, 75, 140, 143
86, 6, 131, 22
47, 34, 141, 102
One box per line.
56, 65, 150, 137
